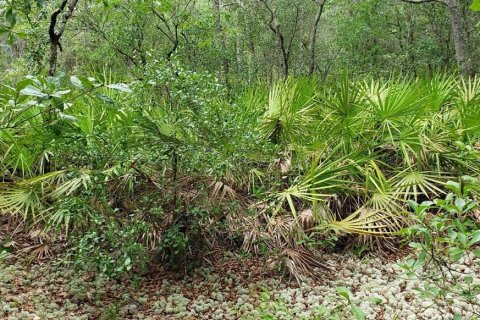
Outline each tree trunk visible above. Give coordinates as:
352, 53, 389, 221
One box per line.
48, 41, 59, 76
48, 0, 80, 76
399, 0, 471, 74
213, 0, 230, 84
309, 0, 326, 75
259, 0, 291, 77
446, 0, 470, 75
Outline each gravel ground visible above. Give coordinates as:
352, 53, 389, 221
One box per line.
0, 253, 479, 320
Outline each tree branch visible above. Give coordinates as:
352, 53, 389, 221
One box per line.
398, 0, 448, 7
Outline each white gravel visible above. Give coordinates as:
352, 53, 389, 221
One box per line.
0, 253, 479, 319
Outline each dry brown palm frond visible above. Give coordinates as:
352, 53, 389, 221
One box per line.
18, 243, 54, 260
209, 181, 239, 203
298, 203, 332, 233
267, 246, 333, 284
240, 216, 268, 255
472, 208, 480, 223
0, 214, 22, 233
299, 208, 314, 233
266, 214, 302, 246
276, 156, 292, 175
28, 228, 44, 239
266, 214, 295, 235
2, 239, 17, 249
141, 223, 163, 251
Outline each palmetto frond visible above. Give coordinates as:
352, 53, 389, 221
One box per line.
0, 186, 42, 219
0, 170, 92, 223
326, 207, 403, 236
320, 74, 364, 117
455, 77, 480, 135
51, 171, 93, 198
363, 77, 425, 122
360, 161, 406, 221
393, 170, 446, 201
277, 150, 367, 217
260, 78, 316, 146
0, 170, 64, 219
139, 107, 191, 145
314, 75, 369, 153
422, 73, 456, 112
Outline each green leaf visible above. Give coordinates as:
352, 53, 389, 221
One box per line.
336, 287, 351, 302
409, 242, 423, 250
19, 86, 48, 98
469, 230, 480, 246
0, 26, 10, 35
59, 113, 77, 122
457, 232, 467, 246
445, 181, 461, 194
70, 76, 84, 88
455, 198, 466, 212
94, 92, 114, 104
464, 275, 473, 284
407, 199, 418, 211
448, 247, 465, 261
7, 31, 14, 45
107, 83, 132, 93
368, 297, 383, 305
473, 248, 480, 257
71, 76, 95, 89
471, 0, 480, 11
16, 79, 33, 91
6, 9, 16, 28
52, 97, 65, 111
351, 305, 366, 320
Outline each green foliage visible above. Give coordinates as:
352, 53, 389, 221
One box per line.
400, 176, 480, 308
471, 0, 480, 11
1, 72, 480, 279
248, 287, 380, 320
73, 214, 149, 278
0, 0, 480, 303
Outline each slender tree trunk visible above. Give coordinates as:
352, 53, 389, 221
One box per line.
406, 11, 416, 74
48, 0, 80, 76
213, 0, 230, 85
259, 0, 291, 77
48, 42, 59, 76
446, 0, 470, 75
309, 0, 326, 75
279, 35, 289, 77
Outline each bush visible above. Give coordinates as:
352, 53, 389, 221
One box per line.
400, 176, 480, 309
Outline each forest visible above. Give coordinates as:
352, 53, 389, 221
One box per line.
1, 0, 480, 319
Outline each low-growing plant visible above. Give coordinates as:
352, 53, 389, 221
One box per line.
248, 287, 381, 320
400, 176, 480, 313
73, 214, 149, 278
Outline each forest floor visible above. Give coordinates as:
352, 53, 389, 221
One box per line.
1, 248, 480, 320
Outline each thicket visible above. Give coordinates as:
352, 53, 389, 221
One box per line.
1, 65, 479, 281
0, 1, 479, 300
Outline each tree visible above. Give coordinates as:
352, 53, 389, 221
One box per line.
48, 0, 80, 76
257, 0, 300, 77
151, 0, 195, 61
212, 0, 230, 84
399, 0, 472, 75
309, 0, 326, 75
